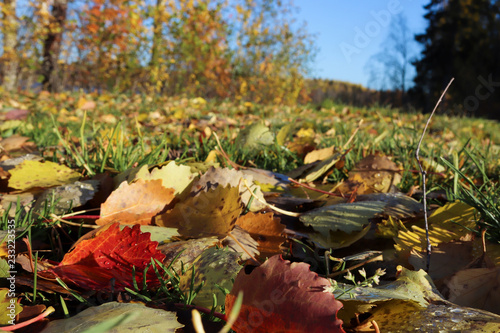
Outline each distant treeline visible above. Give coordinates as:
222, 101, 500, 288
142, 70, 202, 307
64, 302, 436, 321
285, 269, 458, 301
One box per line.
305, 79, 405, 109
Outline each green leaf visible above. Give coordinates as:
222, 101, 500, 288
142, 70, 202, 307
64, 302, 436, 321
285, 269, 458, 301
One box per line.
300, 201, 385, 248
179, 247, 242, 309
40, 302, 183, 333
236, 122, 274, 151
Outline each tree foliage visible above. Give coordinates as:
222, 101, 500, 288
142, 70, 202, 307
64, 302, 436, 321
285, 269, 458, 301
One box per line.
412, 0, 500, 118
0, 0, 315, 104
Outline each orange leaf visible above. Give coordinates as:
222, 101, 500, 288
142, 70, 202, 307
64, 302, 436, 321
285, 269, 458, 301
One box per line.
96, 179, 175, 226
236, 212, 285, 258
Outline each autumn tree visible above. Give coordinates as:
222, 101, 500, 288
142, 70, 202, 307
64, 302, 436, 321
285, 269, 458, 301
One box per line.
1, 0, 315, 104
166, 0, 232, 97
232, 0, 315, 104
412, 0, 500, 118
71, 0, 147, 91
1, 0, 19, 91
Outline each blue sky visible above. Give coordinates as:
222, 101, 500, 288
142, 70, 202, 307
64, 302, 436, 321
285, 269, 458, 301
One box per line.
295, 1, 428, 88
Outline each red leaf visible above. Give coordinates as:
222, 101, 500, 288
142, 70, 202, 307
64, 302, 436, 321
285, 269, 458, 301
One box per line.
40, 223, 165, 291
225, 255, 344, 333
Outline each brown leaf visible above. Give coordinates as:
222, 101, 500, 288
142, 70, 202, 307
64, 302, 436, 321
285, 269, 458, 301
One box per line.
337, 154, 402, 195
236, 212, 285, 258
97, 179, 175, 226
446, 267, 500, 314
0, 135, 31, 152
409, 241, 474, 289
222, 226, 259, 261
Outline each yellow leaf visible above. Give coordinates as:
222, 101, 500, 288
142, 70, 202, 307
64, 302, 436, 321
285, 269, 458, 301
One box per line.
394, 201, 477, 254
133, 161, 197, 199
304, 146, 336, 164
156, 185, 241, 238
8, 160, 80, 191
0, 288, 22, 325
296, 127, 315, 139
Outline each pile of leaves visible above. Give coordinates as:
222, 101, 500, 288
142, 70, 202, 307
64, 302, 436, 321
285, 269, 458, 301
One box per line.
1, 91, 500, 332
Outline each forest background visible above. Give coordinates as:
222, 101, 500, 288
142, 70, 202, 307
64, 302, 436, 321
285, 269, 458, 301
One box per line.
0, 0, 500, 117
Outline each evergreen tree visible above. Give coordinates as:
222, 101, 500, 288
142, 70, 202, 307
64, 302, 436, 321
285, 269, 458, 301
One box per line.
412, 0, 500, 118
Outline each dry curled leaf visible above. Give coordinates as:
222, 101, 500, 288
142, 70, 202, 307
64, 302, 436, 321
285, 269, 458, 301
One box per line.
97, 179, 175, 226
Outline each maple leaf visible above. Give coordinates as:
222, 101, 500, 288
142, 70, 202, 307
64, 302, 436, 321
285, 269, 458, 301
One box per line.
225, 255, 344, 333
40, 223, 165, 291
96, 179, 175, 226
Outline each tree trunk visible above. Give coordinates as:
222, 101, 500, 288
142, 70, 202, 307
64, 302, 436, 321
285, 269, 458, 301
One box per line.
41, 0, 68, 92
2, 0, 19, 91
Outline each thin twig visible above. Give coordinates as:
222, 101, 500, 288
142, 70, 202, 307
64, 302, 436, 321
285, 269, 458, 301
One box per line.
287, 177, 343, 197
213, 132, 243, 170
227, 232, 261, 266
327, 254, 383, 278
50, 213, 99, 229
415, 78, 454, 272
242, 179, 301, 217
343, 119, 363, 150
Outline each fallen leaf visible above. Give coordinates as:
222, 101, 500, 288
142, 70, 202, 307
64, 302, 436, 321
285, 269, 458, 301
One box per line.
304, 145, 336, 164
222, 226, 260, 261
0, 167, 9, 179
32, 180, 100, 215
41, 223, 165, 291
338, 267, 500, 332
336, 154, 402, 194
409, 241, 474, 285
276, 124, 292, 146
0, 288, 22, 325
0, 135, 31, 152
235, 212, 285, 258
300, 201, 386, 248
8, 160, 81, 191
446, 267, 500, 314
236, 122, 274, 151
40, 302, 183, 333
159, 237, 218, 273
180, 247, 242, 309
76, 97, 96, 110
156, 185, 241, 237
395, 201, 477, 255
294, 149, 346, 183
225, 255, 344, 333
0, 153, 43, 172
3, 108, 29, 120
134, 161, 197, 198
97, 179, 175, 226
193, 166, 266, 212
